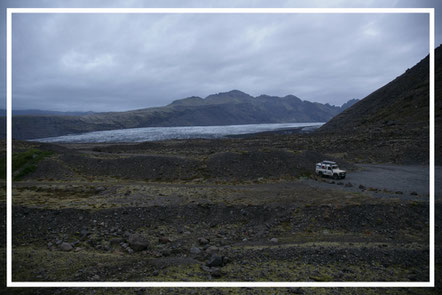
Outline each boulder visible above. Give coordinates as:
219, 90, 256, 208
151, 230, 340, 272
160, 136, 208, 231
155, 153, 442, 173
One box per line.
60, 242, 73, 252
206, 255, 224, 267
205, 246, 219, 254
190, 246, 201, 254
128, 234, 150, 252
198, 237, 209, 245
159, 237, 171, 244
270, 238, 279, 244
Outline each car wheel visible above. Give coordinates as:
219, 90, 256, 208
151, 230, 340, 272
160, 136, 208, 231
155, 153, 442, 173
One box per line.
333, 174, 338, 179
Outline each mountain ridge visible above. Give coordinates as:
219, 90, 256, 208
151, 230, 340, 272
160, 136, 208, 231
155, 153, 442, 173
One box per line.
4, 91, 356, 140
320, 45, 441, 134
0, 109, 95, 116
318, 45, 442, 164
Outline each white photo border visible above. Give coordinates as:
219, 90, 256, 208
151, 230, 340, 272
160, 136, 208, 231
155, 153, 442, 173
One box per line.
6, 7, 435, 288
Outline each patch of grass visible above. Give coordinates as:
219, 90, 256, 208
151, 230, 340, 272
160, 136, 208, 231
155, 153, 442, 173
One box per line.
297, 168, 313, 179
9, 148, 53, 180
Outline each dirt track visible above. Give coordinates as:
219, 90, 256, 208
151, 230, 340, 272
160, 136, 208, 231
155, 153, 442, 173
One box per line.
303, 164, 441, 201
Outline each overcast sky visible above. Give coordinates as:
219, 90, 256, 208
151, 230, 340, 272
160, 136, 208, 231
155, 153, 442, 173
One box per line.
1, 0, 441, 112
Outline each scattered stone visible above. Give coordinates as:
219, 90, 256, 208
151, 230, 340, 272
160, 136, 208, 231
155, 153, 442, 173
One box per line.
59, 242, 73, 252
337, 182, 343, 185
395, 191, 403, 195
410, 191, 418, 196
152, 270, 159, 276
128, 234, 150, 252
210, 268, 224, 278
206, 255, 224, 267
198, 237, 209, 245
190, 246, 201, 254
110, 238, 124, 246
159, 237, 171, 244
205, 246, 219, 254
91, 274, 100, 281
270, 238, 279, 244
160, 248, 172, 257
95, 187, 105, 194
242, 238, 248, 242
358, 185, 366, 190
344, 182, 353, 187
80, 228, 89, 238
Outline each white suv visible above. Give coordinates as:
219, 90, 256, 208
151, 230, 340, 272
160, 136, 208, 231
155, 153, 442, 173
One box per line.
315, 160, 346, 179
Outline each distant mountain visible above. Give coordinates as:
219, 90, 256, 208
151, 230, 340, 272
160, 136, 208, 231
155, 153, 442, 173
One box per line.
1, 91, 355, 140
0, 109, 94, 116
340, 99, 359, 111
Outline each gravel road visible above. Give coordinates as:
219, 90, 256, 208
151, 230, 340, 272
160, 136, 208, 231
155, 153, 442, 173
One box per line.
303, 164, 442, 201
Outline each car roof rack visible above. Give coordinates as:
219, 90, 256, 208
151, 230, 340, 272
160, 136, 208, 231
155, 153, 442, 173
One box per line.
322, 160, 336, 164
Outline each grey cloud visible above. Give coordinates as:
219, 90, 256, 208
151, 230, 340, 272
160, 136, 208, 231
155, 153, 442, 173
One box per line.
1, 0, 441, 112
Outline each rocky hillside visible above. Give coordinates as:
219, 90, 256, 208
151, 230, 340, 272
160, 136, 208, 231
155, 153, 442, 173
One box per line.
320, 46, 441, 135
319, 45, 442, 164
4, 90, 353, 140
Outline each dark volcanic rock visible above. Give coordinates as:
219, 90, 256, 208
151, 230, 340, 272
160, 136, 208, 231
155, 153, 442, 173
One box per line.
128, 234, 150, 252
206, 255, 224, 267
198, 237, 209, 245
59, 242, 73, 251
190, 246, 201, 255
159, 237, 171, 244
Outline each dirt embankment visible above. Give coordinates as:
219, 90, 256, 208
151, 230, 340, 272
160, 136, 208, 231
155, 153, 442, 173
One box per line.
14, 139, 358, 183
